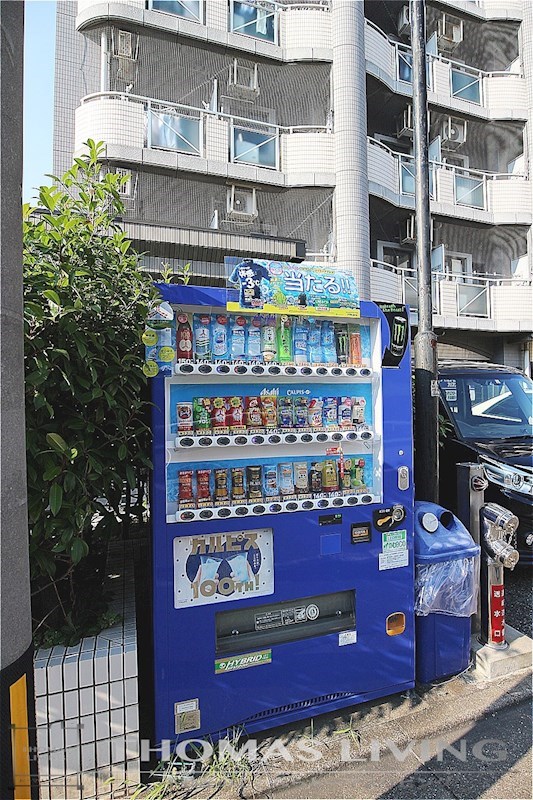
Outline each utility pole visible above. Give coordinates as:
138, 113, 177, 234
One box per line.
0, 2, 36, 799
411, 0, 439, 502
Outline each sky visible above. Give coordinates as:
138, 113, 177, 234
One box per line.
23, 0, 56, 203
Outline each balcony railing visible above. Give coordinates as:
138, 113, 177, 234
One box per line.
365, 18, 525, 115
367, 137, 528, 216
371, 260, 532, 323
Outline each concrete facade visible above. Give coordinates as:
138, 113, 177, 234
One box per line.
52, 0, 533, 367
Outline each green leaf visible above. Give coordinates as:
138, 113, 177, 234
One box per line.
118, 444, 127, 461
46, 432, 69, 453
43, 466, 62, 481
49, 483, 63, 516
43, 289, 61, 305
70, 538, 89, 565
125, 465, 136, 490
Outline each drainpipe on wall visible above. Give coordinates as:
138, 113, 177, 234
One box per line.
331, 0, 370, 298
100, 29, 110, 93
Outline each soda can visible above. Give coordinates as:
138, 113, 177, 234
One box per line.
261, 396, 278, 428
211, 397, 228, 429
227, 397, 245, 432
310, 462, 323, 493
244, 397, 263, 429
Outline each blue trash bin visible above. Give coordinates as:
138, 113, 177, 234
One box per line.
414, 501, 480, 684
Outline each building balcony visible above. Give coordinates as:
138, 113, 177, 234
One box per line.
437, 0, 523, 21
365, 20, 527, 121
74, 92, 335, 185
370, 261, 533, 334
367, 137, 531, 226
76, 0, 333, 61
74, 93, 530, 225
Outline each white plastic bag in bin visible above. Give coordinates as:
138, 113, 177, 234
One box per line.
415, 556, 479, 617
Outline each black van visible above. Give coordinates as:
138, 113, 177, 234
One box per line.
438, 361, 533, 565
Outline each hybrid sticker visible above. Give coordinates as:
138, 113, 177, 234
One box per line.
379, 529, 409, 570
173, 528, 274, 607
215, 650, 272, 674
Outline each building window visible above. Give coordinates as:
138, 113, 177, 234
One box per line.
150, 0, 202, 23
231, 125, 278, 169
149, 111, 201, 155
230, 0, 277, 44
454, 173, 484, 209
451, 67, 481, 104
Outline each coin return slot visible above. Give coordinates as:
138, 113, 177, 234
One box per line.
179, 363, 194, 373
286, 502, 298, 511
217, 364, 230, 374
253, 505, 265, 514
180, 438, 194, 447
252, 365, 265, 374
198, 364, 212, 374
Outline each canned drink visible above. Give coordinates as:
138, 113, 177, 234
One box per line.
231, 467, 246, 500
244, 397, 263, 429
246, 465, 263, 500
322, 397, 338, 428
310, 462, 323, 493
278, 397, 293, 429
211, 397, 228, 429
176, 402, 193, 433
261, 396, 278, 428
351, 397, 366, 425
308, 398, 323, 428
390, 316, 407, 357
341, 460, 352, 490
337, 397, 352, 429
278, 462, 295, 496
294, 397, 309, 428
322, 459, 339, 492
227, 397, 245, 431
196, 469, 212, 502
178, 470, 194, 502
214, 468, 229, 502
294, 462, 309, 494
263, 464, 278, 497
193, 397, 211, 431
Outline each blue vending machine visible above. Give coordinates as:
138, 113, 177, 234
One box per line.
150, 272, 414, 744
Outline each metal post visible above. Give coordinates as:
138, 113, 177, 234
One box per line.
0, 3, 37, 798
479, 504, 519, 648
331, 0, 370, 297
411, 0, 439, 502
456, 462, 487, 634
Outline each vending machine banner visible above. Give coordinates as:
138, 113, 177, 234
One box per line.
376, 303, 409, 368
173, 528, 274, 607
225, 257, 360, 319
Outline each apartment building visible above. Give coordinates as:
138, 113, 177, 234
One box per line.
53, 0, 533, 370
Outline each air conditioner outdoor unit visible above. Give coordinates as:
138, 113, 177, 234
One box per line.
398, 5, 410, 38
401, 215, 417, 245
396, 105, 414, 138
227, 186, 258, 220
437, 13, 463, 53
441, 116, 467, 149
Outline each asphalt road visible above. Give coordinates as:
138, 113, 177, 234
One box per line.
270, 698, 532, 799
504, 566, 532, 638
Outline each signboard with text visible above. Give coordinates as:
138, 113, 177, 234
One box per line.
225, 257, 360, 319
